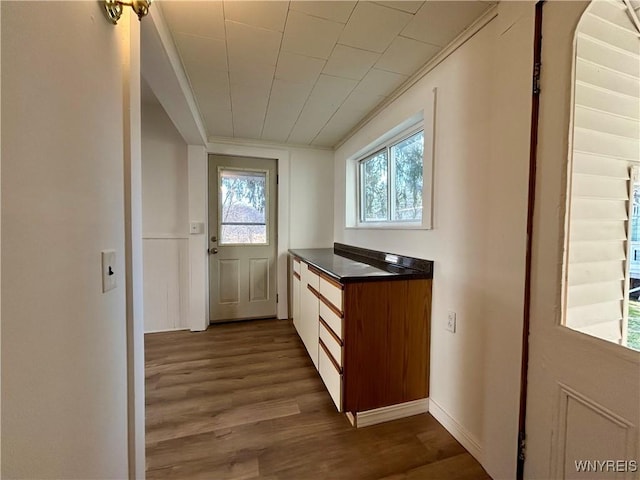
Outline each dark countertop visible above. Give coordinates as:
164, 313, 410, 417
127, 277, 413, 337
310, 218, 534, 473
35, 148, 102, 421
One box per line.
289, 245, 433, 283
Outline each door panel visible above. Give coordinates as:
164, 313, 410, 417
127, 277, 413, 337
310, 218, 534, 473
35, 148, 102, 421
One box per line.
249, 258, 269, 302
218, 259, 240, 304
208, 155, 277, 322
526, 2, 640, 479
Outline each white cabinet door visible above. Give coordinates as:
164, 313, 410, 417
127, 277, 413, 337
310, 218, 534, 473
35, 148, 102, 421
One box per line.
291, 260, 300, 334
300, 263, 319, 369
319, 342, 343, 412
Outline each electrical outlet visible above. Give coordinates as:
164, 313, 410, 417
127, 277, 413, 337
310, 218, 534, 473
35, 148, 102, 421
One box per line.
446, 311, 456, 333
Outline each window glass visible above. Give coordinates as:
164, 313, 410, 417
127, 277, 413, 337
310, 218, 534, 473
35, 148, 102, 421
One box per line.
361, 151, 388, 222
563, 2, 639, 351
219, 169, 267, 245
392, 131, 424, 221
358, 129, 424, 224
627, 173, 640, 351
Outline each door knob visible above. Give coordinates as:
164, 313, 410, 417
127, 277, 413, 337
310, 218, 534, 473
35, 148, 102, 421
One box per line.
209, 248, 218, 255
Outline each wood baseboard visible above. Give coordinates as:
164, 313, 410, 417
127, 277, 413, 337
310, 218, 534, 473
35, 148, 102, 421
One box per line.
354, 398, 429, 428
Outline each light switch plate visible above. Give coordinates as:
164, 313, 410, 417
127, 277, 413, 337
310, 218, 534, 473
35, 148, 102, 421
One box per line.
190, 222, 204, 234
102, 250, 116, 293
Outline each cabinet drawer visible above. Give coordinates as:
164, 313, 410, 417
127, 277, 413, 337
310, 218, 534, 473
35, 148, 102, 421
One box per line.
319, 276, 342, 312
319, 301, 343, 340
292, 258, 300, 274
306, 267, 320, 291
319, 341, 343, 412
319, 319, 342, 367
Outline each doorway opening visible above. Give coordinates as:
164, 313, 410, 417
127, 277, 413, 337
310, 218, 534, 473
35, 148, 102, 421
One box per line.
208, 155, 278, 324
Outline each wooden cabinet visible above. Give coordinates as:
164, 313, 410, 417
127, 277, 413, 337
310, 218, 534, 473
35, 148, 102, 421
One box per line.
290, 253, 431, 425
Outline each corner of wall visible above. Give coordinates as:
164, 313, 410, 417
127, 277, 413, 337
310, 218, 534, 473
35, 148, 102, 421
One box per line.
187, 145, 209, 331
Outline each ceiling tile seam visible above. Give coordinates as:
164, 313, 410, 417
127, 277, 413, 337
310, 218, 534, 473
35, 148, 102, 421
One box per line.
222, 1, 235, 138
397, 34, 442, 49
160, 12, 212, 140
278, 6, 365, 64
311, 1, 451, 121
277, 8, 356, 63
208, 134, 333, 152
287, 6, 353, 26
332, 41, 385, 56
284, 65, 328, 144
324, 46, 381, 81
327, 3, 424, 83
224, 18, 286, 36
334, 4, 500, 150
372, 1, 424, 14
170, 30, 224, 42
330, 32, 400, 89
341, 1, 360, 29
279, 10, 353, 64
372, 33, 441, 76
284, 7, 358, 144
278, 49, 335, 63
308, 79, 361, 147
371, 36, 445, 75
259, 2, 291, 140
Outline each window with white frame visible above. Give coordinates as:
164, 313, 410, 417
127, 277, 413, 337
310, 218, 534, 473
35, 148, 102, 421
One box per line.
358, 128, 424, 225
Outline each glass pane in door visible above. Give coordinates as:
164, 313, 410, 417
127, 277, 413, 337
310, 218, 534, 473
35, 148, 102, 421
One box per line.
219, 168, 268, 245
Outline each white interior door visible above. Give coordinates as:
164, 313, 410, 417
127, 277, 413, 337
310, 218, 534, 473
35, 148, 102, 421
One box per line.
208, 155, 277, 323
526, 2, 640, 478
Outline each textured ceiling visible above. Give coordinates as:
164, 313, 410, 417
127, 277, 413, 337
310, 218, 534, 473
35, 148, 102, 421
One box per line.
159, 0, 494, 147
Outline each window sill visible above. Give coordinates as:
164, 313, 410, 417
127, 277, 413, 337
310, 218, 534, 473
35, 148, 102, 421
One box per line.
346, 223, 431, 231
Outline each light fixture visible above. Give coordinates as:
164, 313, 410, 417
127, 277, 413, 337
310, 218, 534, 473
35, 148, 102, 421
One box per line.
104, 0, 152, 25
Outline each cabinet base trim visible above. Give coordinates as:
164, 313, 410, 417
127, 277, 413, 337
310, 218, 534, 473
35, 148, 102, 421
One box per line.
429, 398, 482, 463
353, 398, 429, 428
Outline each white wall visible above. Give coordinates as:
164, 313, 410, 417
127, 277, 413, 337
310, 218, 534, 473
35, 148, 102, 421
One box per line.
142, 101, 190, 332
1, 2, 132, 477
334, 4, 535, 478
289, 147, 335, 249
142, 102, 189, 236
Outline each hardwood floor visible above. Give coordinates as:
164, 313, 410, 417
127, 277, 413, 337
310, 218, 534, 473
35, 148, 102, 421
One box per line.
145, 319, 491, 480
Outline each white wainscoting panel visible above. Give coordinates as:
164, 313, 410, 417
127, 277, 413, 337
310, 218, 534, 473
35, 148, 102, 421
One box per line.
143, 238, 189, 332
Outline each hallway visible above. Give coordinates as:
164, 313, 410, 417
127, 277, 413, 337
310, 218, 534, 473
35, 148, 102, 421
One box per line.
145, 319, 490, 479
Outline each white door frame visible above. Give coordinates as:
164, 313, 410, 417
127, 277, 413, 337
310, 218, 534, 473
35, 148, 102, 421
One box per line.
123, 13, 146, 480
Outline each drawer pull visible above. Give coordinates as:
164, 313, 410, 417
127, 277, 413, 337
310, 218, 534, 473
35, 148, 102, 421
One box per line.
307, 284, 320, 298
319, 338, 342, 374
319, 294, 342, 318
319, 316, 343, 347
